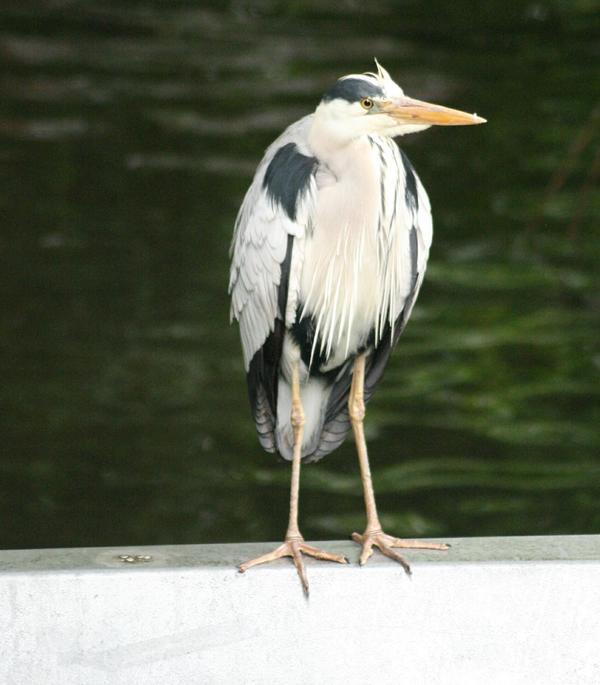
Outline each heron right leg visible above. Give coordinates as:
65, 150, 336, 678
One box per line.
238, 360, 348, 595
349, 352, 449, 573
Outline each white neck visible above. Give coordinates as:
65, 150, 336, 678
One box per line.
307, 105, 362, 175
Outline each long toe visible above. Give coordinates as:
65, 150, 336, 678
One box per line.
352, 532, 374, 565
376, 538, 412, 576
351, 530, 449, 571
388, 536, 450, 551
290, 541, 310, 596
300, 543, 349, 564
238, 542, 289, 573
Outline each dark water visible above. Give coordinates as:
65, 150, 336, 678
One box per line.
1, 2, 599, 550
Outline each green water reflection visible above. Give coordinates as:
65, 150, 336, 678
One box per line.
1, 2, 599, 549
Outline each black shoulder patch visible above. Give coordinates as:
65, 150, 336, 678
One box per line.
322, 77, 384, 103
399, 149, 419, 211
263, 143, 317, 221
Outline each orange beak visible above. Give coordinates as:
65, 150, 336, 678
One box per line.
381, 96, 486, 126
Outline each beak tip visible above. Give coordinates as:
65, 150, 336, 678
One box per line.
472, 114, 487, 124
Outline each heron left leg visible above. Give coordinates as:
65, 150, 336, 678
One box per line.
238, 360, 348, 594
349, 353, 449, 574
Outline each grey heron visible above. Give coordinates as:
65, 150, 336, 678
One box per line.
229, 61, 485, 593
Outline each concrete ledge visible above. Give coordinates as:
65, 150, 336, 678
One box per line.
1, 535, 600, 684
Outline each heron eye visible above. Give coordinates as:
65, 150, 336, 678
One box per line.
360, 97, 374, 111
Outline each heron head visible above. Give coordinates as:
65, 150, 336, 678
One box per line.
316, 60, 486, 139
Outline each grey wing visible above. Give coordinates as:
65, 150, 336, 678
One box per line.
306, 143, 433, 462
229, 114, 318, 452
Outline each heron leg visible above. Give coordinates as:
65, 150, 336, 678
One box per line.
238, 360, 348, 595
349, 353, 449, 574
286, 360, 305, 540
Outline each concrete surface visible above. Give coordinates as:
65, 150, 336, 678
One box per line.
1, 535, 600, 684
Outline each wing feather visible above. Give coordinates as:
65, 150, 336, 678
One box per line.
229, 115, 318, 449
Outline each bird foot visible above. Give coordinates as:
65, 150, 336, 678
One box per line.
351, 529, 450, 575
238, 536, 348, 595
